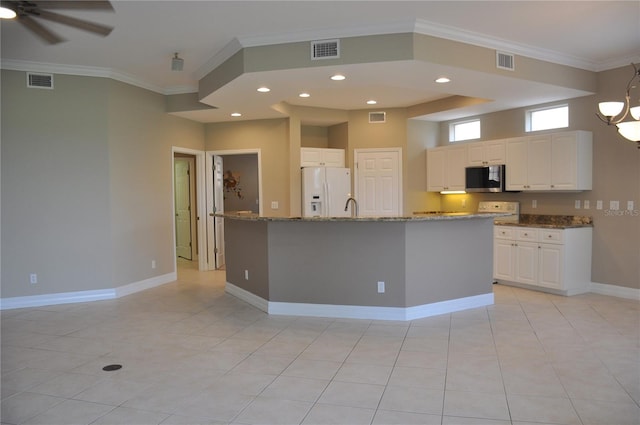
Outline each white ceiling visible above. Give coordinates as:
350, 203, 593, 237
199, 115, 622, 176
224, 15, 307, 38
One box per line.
1, 1, 639, 124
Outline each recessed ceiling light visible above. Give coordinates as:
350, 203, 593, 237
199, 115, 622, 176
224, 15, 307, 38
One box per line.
330, 74, 346, 81
257, 87, 270, 93
366, 100, 377, 105
299, 93, 310, 98
231, 112, 242, 117
0, 6, 17, 19
435, 77, 451, 83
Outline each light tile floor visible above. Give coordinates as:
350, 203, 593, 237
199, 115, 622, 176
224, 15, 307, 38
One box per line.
2, 260, 639, 425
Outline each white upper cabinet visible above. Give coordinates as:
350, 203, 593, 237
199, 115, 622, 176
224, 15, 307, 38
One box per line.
426, 145, 467, 192
467, 139, 506, 166
506, 130, 592, 191
301, 148, 345, 167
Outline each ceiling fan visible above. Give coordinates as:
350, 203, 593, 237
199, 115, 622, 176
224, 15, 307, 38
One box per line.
0, 1, 114, 44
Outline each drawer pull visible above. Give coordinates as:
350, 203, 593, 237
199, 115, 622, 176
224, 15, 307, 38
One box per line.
548, 234, 553, 238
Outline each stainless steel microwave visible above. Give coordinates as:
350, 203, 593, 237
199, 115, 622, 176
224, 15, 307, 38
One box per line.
465, 165, 506, 192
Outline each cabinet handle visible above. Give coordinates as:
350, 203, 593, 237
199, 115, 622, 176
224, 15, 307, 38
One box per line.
548, 234, 553, 238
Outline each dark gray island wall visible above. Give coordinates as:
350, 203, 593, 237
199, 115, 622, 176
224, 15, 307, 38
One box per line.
222, 213, 501, 321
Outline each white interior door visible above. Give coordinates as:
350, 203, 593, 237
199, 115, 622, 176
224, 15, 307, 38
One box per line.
174, 158, 192, 260
213, 155, 225, 269
355, 148, 402, 217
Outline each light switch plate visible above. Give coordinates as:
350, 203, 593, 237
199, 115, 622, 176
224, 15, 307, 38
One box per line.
628, 201, 634, 211
271, 201, 279, 210
583, 200, 590, 209
532, 200, 537, 209
574, 200, 581, 209
610, 200, 619, 210
596, 200, 603, 210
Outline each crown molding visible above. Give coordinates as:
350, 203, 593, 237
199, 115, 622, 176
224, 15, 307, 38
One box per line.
0, 59, 197, 95
411, 18, 598, 72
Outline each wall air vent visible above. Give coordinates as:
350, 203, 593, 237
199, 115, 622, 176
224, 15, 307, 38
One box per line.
496, 51, 515, 71
27, 72, 54, 89
311, 39, 340, 60
369, 112, 386, 123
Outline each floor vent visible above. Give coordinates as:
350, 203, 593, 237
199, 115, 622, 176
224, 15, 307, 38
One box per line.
369, 112, 386, 123
496, 51, 515, 71
311, 39, 340, 60
27, 72, 54, 89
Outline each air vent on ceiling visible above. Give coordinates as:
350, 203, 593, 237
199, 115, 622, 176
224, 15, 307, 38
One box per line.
311, 39, 340, 60
369, 112, 386, 123
496, 51, 515, 71
27, 72, 54, 89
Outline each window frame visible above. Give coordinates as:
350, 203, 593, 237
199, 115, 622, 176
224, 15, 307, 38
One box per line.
525, 104, 569, 132
449, 119, 481, 143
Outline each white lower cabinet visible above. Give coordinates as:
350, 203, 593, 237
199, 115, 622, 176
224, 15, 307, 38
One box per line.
493, 225, 592, 295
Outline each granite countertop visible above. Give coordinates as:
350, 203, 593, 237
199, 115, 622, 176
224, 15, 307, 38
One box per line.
495, 214, 593, 229
217, 211, 509, 222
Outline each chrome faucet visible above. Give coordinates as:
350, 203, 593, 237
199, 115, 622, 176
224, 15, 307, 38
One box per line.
344, 197, 358, 217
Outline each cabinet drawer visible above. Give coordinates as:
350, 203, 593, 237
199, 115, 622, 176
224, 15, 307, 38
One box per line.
494, 227, 514, 239
516, 228, 538, 241
540, 229, 563, 244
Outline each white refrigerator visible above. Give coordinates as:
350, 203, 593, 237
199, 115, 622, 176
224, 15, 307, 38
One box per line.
302, 167, 352, 217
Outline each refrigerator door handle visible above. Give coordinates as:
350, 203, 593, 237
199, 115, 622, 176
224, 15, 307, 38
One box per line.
324, 181, 330, 217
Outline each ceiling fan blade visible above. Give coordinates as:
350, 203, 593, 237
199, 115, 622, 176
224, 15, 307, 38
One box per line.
19, 14, 65, 44
33, 1, 113, 11
35, 9, 113, 36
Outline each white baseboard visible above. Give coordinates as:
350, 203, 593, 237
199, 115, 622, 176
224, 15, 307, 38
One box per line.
226, 283, 493, 321
0, 272, 176, 310
225, 282, 269, 313
115, 272, 176, 298
590, 282, 640, 300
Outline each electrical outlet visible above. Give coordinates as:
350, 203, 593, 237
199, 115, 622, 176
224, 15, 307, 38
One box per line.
596, 200, 603, 210
271, 201, 279, 210
151, 260, 156, 269
610, 200, 619, 210
628, 201, 635, 211
377, 281, 385, 293
30, 274, 38, 284
244, 270, 249, 280
584, 200, 590, 209
532, 200, 537, 209
574, 200, 581, 209
461, 198, 466, 208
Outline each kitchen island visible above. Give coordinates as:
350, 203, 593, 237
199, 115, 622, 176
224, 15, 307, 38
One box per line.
221, 212, 505, 321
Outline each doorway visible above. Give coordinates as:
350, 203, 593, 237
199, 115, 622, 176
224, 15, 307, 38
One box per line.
354, 148, 403, 216
172, 148, 207, 271
206, 149, 262, 270
174, 155, 197, 261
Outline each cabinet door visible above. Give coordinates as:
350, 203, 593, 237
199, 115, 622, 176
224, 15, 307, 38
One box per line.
494, 239, 514, 280
446, 146, 467, 190
550, 132, 578, 190
426, 148, 446, 191
514, 242, 538, 285
322, 149, 345, 167
484, 140, 506, 164
526, 135, 552, 190
467, 143, 485, 166
506, 139, 528, 190
538, 243, 563, 288
301, 148, 323, 167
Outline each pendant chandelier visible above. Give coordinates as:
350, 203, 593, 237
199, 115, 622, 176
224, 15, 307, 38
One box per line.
596, 63, 640, 148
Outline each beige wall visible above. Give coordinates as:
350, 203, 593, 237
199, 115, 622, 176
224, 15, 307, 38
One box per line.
1, 71, 205, 298
301, 126, 329, 148
1, 71, 113, 297
204, 119, 290, 217
107, 80, 205, 286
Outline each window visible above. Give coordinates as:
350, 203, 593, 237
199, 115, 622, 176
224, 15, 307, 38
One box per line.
449, 119, 480, 142
526, 105, 568, 132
